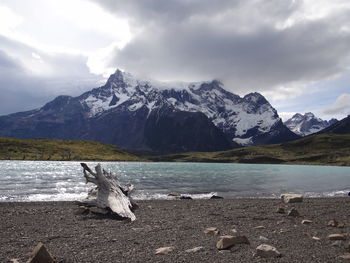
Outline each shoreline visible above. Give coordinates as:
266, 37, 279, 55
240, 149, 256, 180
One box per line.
1, 158, 350, 167
1, 197, 350, 262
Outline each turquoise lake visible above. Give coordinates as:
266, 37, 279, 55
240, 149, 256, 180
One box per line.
0, 160, 349, 201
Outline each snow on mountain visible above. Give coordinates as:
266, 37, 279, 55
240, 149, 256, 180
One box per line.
79, 69, 290, 146
284, 112, 338, 136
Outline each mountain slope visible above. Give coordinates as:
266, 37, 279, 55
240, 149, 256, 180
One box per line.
0, 137, 141, 161
0, 69, 299, 152
149, 134, 350, 166
284, 112, 337, 136
317, 115, 350, 134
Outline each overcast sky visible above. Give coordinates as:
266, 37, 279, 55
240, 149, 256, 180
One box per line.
0, 0, 349, 121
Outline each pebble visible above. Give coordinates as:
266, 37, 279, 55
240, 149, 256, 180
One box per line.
254, 225, 266, 229
256, 244, 281, 258
185, 246, 205, 253
328, 219, 338, 227
259, 236, 269, 241
155, 246, 175, 255
281, 194, 303, 203
203, 227, 220, 236
328, 234, 347, 240
216, 235, 249, 250
301, 220, 313, 225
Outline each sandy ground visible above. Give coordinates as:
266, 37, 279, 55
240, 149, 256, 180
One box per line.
1, 198, 350, 262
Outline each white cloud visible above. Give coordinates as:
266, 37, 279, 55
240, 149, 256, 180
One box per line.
322, 93, 350, 117
278, 112, 298, 122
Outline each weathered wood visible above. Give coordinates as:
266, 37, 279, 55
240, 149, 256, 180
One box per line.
80, 163, 136, 221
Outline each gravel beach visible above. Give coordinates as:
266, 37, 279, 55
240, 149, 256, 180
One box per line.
1, 198, 350, 262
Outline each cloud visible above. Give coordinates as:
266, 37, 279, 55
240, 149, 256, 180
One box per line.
0, 35, 102, 115
322, 93, 350, 117
89, 0, 350, 95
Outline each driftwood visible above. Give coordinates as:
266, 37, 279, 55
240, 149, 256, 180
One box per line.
79, 163, 136, 221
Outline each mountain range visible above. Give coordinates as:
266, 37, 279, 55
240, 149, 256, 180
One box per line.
0, 69, 302, 153
284, 112, 338, 136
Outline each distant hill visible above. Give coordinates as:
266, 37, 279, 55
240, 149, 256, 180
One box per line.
0, 137, 141, 161
318, 115, 350, 134
148, 134, 350, 166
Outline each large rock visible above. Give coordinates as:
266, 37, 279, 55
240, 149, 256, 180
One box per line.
216, 235, 249, 250
256, 244, 281, 258
281, 194, 303, 203
27, 243, 55, 263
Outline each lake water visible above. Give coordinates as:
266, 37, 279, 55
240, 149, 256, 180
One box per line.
0, 160, 349, 201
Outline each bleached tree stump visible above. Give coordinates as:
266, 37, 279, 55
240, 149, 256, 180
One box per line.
79, 163, 136, 221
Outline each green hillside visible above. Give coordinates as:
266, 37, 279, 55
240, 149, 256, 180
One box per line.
0, 137, 142, 161
148, 134, 350, 166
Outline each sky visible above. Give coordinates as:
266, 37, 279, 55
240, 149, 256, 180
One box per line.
0, 0, 349, 121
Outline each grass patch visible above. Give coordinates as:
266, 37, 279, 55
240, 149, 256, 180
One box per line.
148, 134, 350, 166
0, 137, 142, 161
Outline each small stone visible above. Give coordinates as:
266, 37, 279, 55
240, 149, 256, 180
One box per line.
254, 225, 266, 229
339, 253, 350, 259
7, 259, 20, 263
328, 234, 347, 240
210, 195, 224, 199
27, 243, 55, 263
338, 223, 345, 229
281, 194, 303, 203
287, 208, 300, 217
204, 227, 220, 236
231, 228, 237, 233
185, 246, 205, 253
155, 246, 175, 255
216, 235, 249, 250
312, 236, 321, 241
256, 244, 281, 258
332, 241, 344, 247
168, 192, 181, 197
276, 207, 285, 214
301, 220, 313, 225
259, 236, 269, 241
328, 219, 339, 227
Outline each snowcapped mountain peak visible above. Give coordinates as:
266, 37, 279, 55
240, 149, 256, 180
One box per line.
243, 92, 267, 104
76, 69, 295, 146
284, 112, 338, 136
304, 112, 315, 119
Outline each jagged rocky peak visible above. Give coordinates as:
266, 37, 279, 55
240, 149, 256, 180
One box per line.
284, 112, 338, 136
77, 69, 296, 146
0, 68, 300, 152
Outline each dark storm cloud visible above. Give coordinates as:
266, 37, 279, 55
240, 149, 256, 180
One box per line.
90, 0, 350, 93
0, 35, 101, 115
